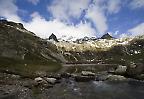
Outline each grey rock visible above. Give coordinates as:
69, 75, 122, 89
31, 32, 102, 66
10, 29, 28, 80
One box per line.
81, 71, 95, 76
34, 77, 43, 82
45, 77, 57, 84
74, 75, 95, 82
115, 65, 127, 75
107, 74, 127, 81
61, 73, 71, 78
126, 63, 144, 76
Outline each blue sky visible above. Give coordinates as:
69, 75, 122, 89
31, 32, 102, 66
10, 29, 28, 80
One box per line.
0, 0, 144, 39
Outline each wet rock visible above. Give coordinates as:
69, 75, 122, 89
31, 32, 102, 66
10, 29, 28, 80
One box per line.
34, 77, 43, 82
33, 77, 54, 89
48, 74, 61, 80
95, 71, 127, 81
45, 78, 57, 84
108, 67, 115, 73
11, 74, 21, 79
107, 74, 127, 81
95, 74, 109, 81
81, 71, 95, 76
61, 73, 71, 78
115, 65, 127, 75
71, 74, 77, 77
34, 77, 47, 85
74, 75, 95, 82
95, 71, 109, 81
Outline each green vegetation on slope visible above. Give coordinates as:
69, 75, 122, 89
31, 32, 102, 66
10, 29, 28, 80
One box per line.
0, 20, 62, 77
0, 57, 61, 78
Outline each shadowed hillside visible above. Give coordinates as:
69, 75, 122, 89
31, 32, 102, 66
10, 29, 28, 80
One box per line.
0, 20, 66, 77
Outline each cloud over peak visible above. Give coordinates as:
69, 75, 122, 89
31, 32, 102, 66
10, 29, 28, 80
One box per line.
24, 12, 95, 39
85, 4, 108, 34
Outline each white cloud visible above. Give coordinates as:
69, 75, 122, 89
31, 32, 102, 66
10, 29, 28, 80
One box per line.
24, 12, 95, 39
0, 0, 21, 22
47, 0, 90, 23
119, 33, 129, 38
129, 0, 144, 9
0, 0, 124, 39
27, 0, 39, 5
107, 0, 121, 14
85, 2, 108, 35
0, 0, 96, 39
47, 0, 115, 37
109, 31, 119, 36
85, 0, 122, 35
128, 23, 144, 36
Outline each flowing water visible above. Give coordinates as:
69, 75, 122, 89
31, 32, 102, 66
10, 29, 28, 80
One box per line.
45, 79, 144, 99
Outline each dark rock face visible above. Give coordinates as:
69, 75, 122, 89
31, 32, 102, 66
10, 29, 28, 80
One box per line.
101, 33, 114, 39
49, 33, 59, 42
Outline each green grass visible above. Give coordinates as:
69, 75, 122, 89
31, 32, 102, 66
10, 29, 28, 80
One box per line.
0, 57, 61, 78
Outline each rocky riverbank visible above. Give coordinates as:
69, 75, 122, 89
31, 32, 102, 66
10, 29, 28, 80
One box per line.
0, 63, 144, 99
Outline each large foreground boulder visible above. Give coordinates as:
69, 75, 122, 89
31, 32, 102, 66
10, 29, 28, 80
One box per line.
126, 63, 144, 76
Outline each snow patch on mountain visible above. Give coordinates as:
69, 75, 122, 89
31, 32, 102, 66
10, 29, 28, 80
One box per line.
54, 37, 133, 52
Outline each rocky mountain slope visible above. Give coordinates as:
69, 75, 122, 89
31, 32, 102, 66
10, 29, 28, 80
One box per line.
54, 34, 143, 64
0, 20, 66, 77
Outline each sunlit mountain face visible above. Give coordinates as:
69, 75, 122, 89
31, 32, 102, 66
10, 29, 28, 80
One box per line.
0, 0, 144, 39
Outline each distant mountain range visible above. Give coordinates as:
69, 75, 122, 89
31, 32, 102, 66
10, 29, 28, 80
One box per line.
49, 32, 114, 42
